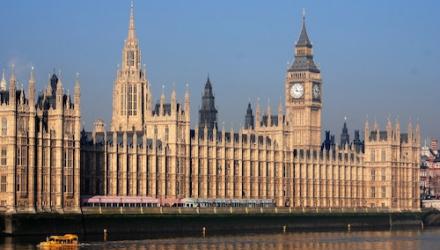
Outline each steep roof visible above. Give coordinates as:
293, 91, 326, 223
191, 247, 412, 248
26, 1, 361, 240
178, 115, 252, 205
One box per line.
296, 16, 312, 48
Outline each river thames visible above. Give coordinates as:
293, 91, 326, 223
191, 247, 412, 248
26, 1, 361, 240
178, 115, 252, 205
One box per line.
2, 228, 440, 250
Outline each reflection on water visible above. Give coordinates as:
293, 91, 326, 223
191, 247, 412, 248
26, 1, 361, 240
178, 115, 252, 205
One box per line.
3, 229, 440, 250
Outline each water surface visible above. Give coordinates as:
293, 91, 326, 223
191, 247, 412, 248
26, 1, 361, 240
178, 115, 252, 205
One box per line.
2, 229, 440, 250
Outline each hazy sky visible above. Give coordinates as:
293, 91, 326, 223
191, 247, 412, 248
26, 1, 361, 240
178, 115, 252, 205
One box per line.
1, 0, 439, 141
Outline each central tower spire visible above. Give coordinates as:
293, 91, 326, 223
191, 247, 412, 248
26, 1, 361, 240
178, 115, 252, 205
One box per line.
128, 0, 136, 41
121, 0, 140, 71
111, 1, 149, 131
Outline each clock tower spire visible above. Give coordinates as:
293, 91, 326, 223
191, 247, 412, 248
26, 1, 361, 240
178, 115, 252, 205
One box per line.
285, 11, 322, 150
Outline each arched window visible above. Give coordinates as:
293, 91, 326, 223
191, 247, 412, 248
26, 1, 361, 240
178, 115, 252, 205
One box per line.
0, 147, 7, 166
120, 86, 126, 115
127, 51, 135, 67
128, 84, 133, 115
0, 175, 6, 193
1, 118, 6, 136
126, 84, 138, 116
133, 84, 137, 115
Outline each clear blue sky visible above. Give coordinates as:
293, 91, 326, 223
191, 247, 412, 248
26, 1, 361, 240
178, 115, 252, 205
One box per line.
1, 0, 439, 141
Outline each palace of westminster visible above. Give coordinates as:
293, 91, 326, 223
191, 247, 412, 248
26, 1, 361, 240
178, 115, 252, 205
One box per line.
0, 4, 420, 213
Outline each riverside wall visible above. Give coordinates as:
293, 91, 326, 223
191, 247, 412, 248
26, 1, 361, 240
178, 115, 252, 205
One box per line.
0, 207, 425, 236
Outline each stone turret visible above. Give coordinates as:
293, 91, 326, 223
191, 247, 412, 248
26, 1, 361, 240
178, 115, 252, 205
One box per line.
9, 65, 16, 106
171, 87, 176, 116
198, 76, 218, 133
56, 76, 64, 108
74, 73, 81, 112
244, 102, 254, 130
364, 120, 370, 143
340, 117, 350, 148
184, 83, 190, 121
353, 130, 364, 153
277, 99, 283, 126
28, 67, 36, 110
255, 98, 260, 129
0, 69, 6, 91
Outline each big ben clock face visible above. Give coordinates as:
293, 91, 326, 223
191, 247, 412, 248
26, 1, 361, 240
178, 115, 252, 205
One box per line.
312, 84, 320, 99
290, 83, 304, 99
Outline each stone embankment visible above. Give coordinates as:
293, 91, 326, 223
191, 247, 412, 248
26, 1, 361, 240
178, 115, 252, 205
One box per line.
0, 207, 427, 236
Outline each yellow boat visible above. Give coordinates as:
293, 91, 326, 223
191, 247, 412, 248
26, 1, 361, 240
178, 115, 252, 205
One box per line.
38, 234, 79, 249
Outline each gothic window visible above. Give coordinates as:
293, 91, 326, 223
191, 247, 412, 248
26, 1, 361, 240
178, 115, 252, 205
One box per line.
118, 156, 124, 195
127, 51, 135, 67
16, 173, 21, 192
64, 173, 73, 194
370, 187, 376, 198
43, 173, 48, 193
17, 118, 23, 133
1, 118, 6, 136
0, 147, 6, 166
63, 175, 67, 193
51, 147, 56, 168
64, 122, 72, 136
17, 117, 27, 134
381, 150, 386, 162
16, 167, 27, 194
68, 173, 73, 193
283, 164, 286, 178
64, 150, 68, 168
21, 146, 27, 167
133, 85, 137, 115
381, 186, 386, 198
234, 161, 239, 176
121, 86, 126, 116
42, 147, 48, 167
216, 161, 221, 174
127, 84, 137, 116
16, 147, 22, 166
0, 176, 6, 193
165, 126, 169, 141
371, 169, 375, 181
370, 149, 375, 162
207, 160, 212, 177
128, 84, 133, 115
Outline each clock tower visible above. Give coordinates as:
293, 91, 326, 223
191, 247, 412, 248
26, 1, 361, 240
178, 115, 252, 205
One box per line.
285, 13, 322, 150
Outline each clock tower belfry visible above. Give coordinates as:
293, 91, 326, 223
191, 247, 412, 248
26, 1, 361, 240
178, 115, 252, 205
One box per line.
285, 13, 322, 150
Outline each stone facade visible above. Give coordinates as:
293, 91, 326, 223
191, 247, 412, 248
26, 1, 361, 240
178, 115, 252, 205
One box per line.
0, 4, 421, 213
0, 68, 81, 213
80, 6, 420, 211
